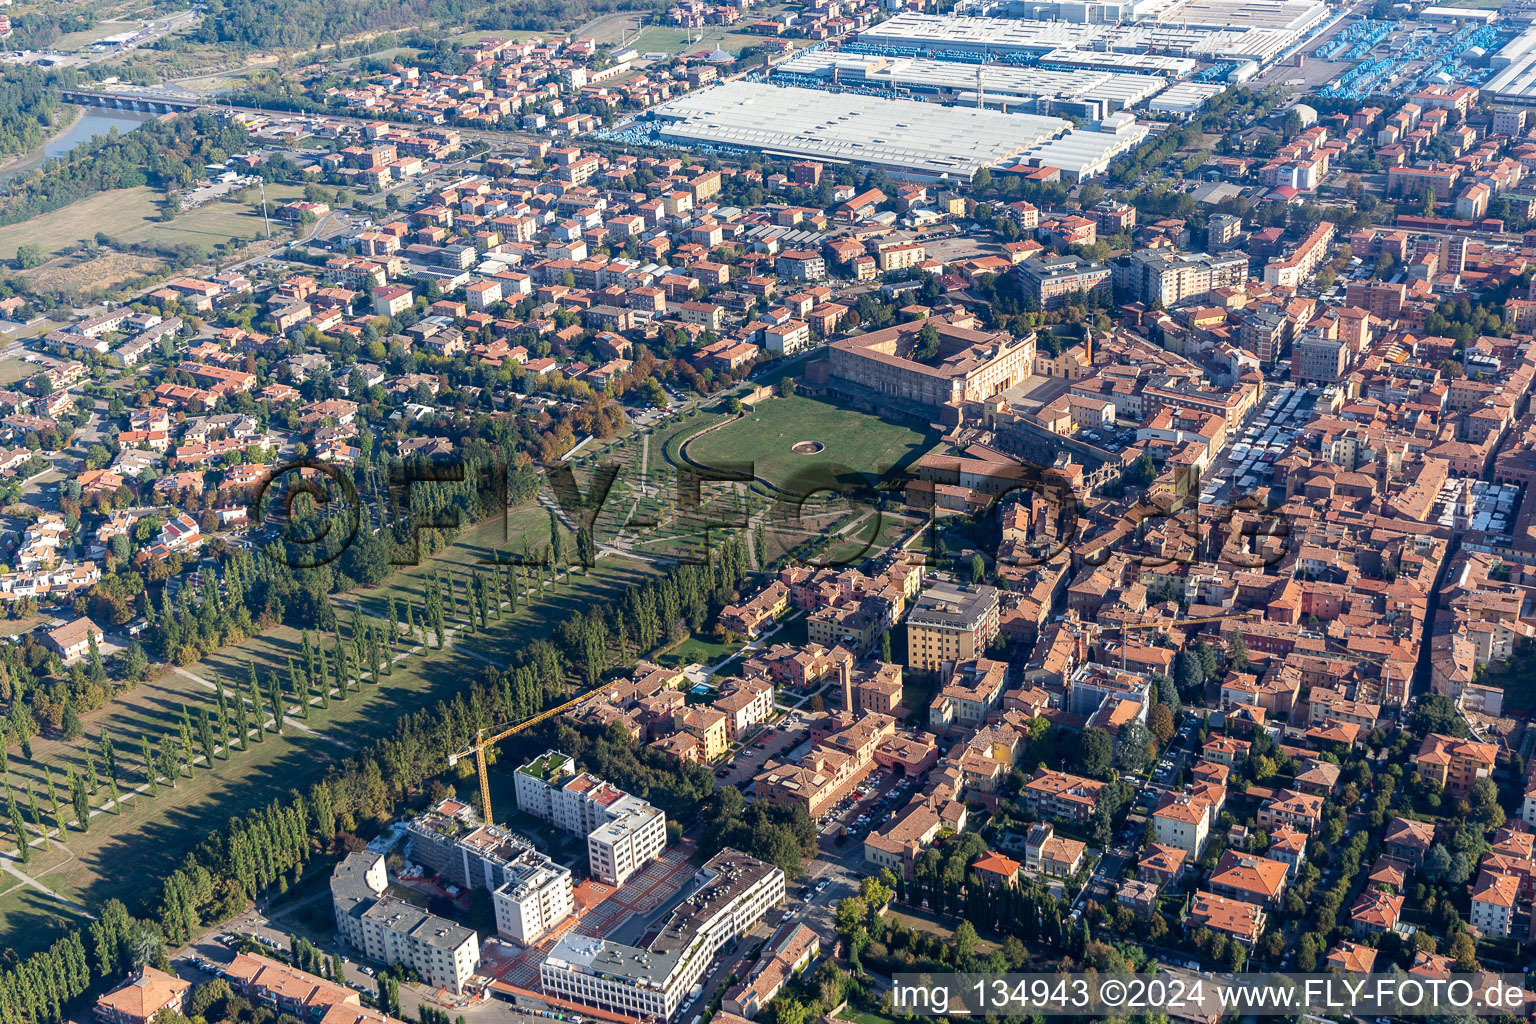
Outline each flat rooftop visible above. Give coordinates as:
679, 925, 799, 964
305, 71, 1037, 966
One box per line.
775, 51, 1169, 110
652, 82, 1069, 179
543, 850, 780, 986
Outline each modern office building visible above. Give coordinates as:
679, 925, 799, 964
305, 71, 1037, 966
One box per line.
540, 850, 785, 1021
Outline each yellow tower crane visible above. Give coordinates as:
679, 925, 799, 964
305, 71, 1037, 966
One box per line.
446, 679, 620, 824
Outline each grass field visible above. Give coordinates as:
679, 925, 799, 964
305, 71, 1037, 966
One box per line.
54, 20, 140, 51
0, 183, 310, 263
656, 631, 741, 669
0, 357, 36, 385
0, 511, 659, 959
682, 394, 940, 493
629, 25, 767, 58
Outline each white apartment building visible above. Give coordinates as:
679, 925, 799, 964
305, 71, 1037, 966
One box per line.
588, 794, 669, 886
331, 852, 389, 949
331, 852, 480, 994
516, 751, 668, 886
1469, 871, 1519, 938
540, 850, 784, 1021
358, 899, 480, 994
494, 857, 576, 946
399, 798, 575, 947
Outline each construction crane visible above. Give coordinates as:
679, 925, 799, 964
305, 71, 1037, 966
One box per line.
446, 679, 619, 824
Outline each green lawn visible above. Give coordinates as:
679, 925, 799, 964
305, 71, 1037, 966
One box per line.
0, 183, 310, 262
0, 512, 660, 958
628, 26, 767, 58
0, 358, 35, 385
657, 631, 742, 669
54, 20, 139, 51
681, 394, 939, 494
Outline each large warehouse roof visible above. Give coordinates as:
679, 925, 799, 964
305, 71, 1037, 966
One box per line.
861, 6, 1326, 67
651, 82, 1071, 179
774, 50, 1170, 111
860, 14, 1106, 55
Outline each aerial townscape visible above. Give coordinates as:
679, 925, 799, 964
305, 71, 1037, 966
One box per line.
8, 0, 1536, 1023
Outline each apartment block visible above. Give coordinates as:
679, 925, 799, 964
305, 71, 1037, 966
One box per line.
329, 851, 480, 991
1152, 790, 1212, 857
906, 580, 1000, 672
1113, 249, 1247, 307
515, 750, 668, 886
1262, 221, 1335, 288
399, 800, 574, 945
928, 657, 1008, 731
1022, 768, 1104, 824
1019, 255, 1112, 310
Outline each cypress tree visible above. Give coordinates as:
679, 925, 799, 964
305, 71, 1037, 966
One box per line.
68, 770, 89, 832
247, 679, 266, 741
268, 675, 286, 735
141, 736, 158, 795
83, 749, 100, 796
45, 767, 66, 839
26, 780, 44, 832
177, 707, 195, 774
288, 660, 309, 717
234, 683, 250, 748
196, 708, 216, 766
8, 790, 29, 860
99, 728, 116, 783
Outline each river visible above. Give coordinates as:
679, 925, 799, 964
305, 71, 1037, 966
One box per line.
0, 109, 152, 182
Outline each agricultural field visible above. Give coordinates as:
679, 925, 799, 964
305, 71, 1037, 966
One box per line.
0, 511, 659, 959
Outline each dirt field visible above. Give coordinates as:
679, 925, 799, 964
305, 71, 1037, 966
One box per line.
21, 252, 167, 296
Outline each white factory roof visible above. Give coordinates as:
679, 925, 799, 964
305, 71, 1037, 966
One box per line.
1038, 48, 1199, 77
1014, 117, 1151, 181
860, 13, 1106, 54
652, 81, 1071, 179
1485, 54, 1536, 104
1153, 0, 1327, 33
1485, 29, 1536, 103
1147, 81, 1228, 116
863, 6, 1323, 67
776, 50, 1169, 110
1104, 24, 1305, 65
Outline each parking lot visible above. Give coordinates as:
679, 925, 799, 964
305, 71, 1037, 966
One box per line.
822, 763, 912, 843
713, 712, 812, 787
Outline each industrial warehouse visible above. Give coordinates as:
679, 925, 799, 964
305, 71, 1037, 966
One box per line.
638, 0, 1348, 183
650, 81, 1073, 180
859, 0, 1329, 69
772, 49, 1172, 118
